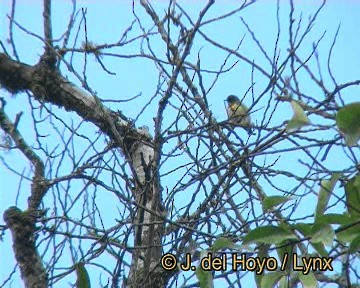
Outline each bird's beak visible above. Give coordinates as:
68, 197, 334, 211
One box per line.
223, 100, 228, 109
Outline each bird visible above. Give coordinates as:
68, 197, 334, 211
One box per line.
225, 95, 252, 131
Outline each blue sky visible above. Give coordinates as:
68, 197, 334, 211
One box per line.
1, 0, 359, 287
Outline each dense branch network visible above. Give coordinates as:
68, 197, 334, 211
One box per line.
0, 1, 359, 288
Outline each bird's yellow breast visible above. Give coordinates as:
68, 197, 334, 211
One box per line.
230, 103, 239, 112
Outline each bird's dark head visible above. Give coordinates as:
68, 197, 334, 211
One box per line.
226, 95, 240, 104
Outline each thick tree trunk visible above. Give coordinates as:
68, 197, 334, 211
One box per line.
3, 207, 48, 288
0, 52, 166, 287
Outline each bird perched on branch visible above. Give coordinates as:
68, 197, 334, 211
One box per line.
225, 95, 252, 132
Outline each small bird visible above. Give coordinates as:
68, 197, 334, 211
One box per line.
225, 95, 252, 130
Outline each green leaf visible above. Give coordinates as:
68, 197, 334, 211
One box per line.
316, 213, 353, 225
276, 240, 295, 272
298, 272, 318, 288
261, 272, 286, 288
295, 224, 328, 256
311, 224, 335, 246
278, 276, 290, 288
294, 223, 312, 236
310, 242, 328, 258
243, 226, 297, 245
75, 262, 91, 288
315, 173, 341, 220
196, 267, 213, 288
345, 176, 360, 218
286, 100, 311, 131
336, 102, 360, 146
263, 196, 292, 210
254, 273, 263, 288
337, 221, 360, 243
254, 244, 271, 287
257, 244, 271, 259
211, 237, 235, 252
349, 234, 360, 253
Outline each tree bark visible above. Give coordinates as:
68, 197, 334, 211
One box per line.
0, 52, 166, 287
3, 207, 48, 288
